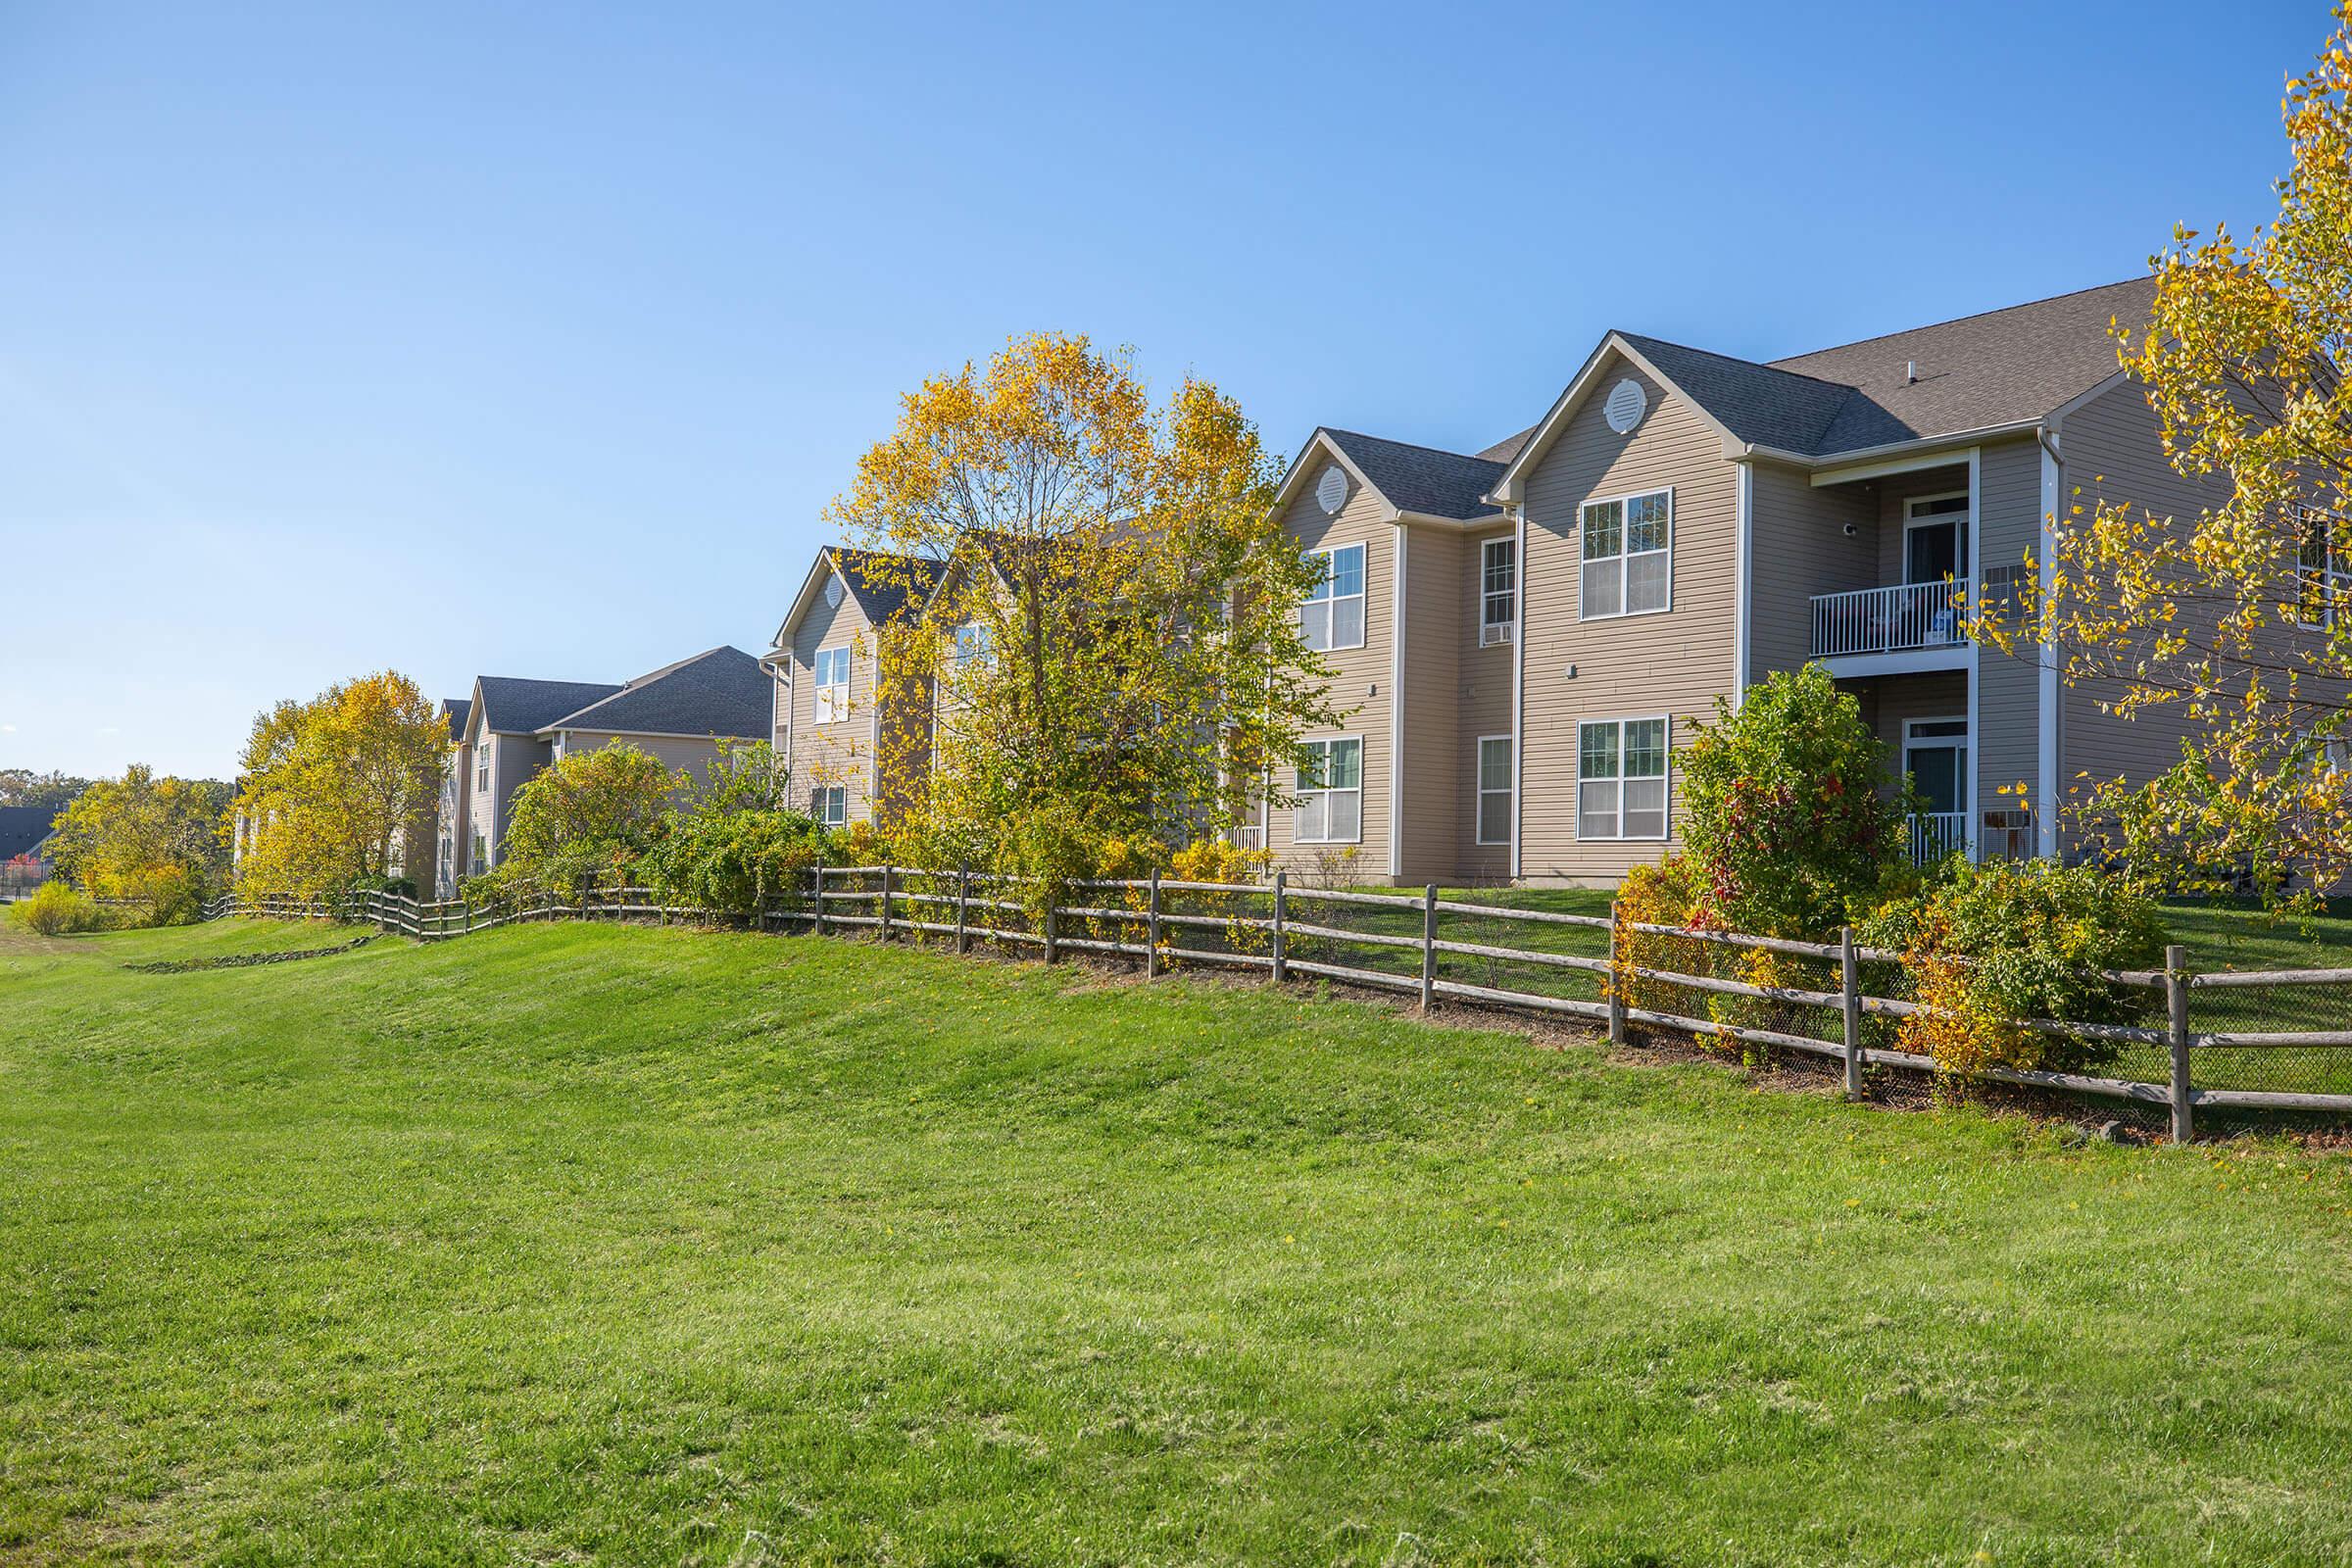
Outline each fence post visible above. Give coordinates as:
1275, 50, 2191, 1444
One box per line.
956, 861, 971, 956
1270, 870, 1288, 984
880, 864, 895, 944
1044, 896, 1058, 965
812, 865, 826, 937
1419, 884, 1438, 1011
1607, 901, 1627, 1048
2167, 943, 2193, 1145
1839, 925, 1862, 1101
1146, 870, 1161, 980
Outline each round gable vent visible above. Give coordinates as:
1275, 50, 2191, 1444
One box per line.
1604, 377, 1647, 435
1314, 465, 1348, 515
823, 574, 845, 609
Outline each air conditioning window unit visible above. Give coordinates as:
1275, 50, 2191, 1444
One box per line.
1482, 620, 1516, 647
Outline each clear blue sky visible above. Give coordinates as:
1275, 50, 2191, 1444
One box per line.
0, 0, 2323, 779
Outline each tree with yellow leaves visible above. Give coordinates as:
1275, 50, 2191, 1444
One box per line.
827, 330, 1339, 880
1988, 7, 2352, 901
233, 671, 447, 896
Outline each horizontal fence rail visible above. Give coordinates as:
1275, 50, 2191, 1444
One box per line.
1810, 577, 1972, 659
194, 866, 2352, 1138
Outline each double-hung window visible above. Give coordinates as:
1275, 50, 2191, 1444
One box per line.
474, 743, 490, 793
1294, 737, 1363, 844
811, 786, 847, 827
1577, 717, 1669, 840
1580, 489, 1672, 617
469, 829, 487, 874
2301, 507, 2350, 628
1300, 543, 1366, 652
1476, 735, 1514, 845
953, 623, 992, 671
813, 646, 852, 723
1481, 538, 1517, 646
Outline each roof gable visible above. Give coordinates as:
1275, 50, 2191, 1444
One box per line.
772, 546, 945, 649
540, 647, 769, 740
472, 675, 623, 735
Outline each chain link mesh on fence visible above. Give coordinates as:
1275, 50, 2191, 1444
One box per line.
202, 871, 2352, 1135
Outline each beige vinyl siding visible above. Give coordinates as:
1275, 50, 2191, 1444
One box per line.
1869, 463, 1974, 582
1745, 460, 1876, 679
788, 587, 880, 825
1861, 670, 1970, 756
2052, 380, 2233, 844
1398, 524, 1464, 883
1456, 521, 1515, 881
551, 731, 738, 792
1516, 355, 1740, 884
1267, 459, 1393, 878
1974, 438, 2043, 835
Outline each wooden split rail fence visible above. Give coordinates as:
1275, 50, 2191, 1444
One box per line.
202, 867, 2352, 1138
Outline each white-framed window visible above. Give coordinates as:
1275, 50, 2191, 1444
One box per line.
813, 646, 852, 723
1481, 538, 1517, 646
1300, 542, 1366, 652
1293, 736, 1363, 844
1476, 735, 1514, 845
1580, 488, 1672, 618
2300, 506, 2350, 628
953, 623, 992, 670
811, 786, 847, 827
1577, 717, 1669, 840
474, 741, 490, 793
469, 830, 487, 874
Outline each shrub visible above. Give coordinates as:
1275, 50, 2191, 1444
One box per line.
486, 744, 677, 900
1679, 664, 1908, 940
1857, 859, 2170, 1076
1611, 855, 1719, 1018
7, 881, 105, 936
646, 808, 832, 920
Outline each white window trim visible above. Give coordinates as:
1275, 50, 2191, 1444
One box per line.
1292, 734, 1364, 846
2302, 505, 2351, 629
1480, 537, 1517, 647
813, 645, 852, 725
1578, 487, 1674, 620
1301, 542, 1368, 653
1902, 715, 1972, 818
1475, 733, 1514, 846
1902, 490, 1974, 585
812, 785, 848, 828
1573, 714, 1672, 842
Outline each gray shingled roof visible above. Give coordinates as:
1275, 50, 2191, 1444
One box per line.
1321, 428, 1506, 520
1765, 276, 2156, 454
1298, 278, 2158, 512
475, 676, 623, 735
0, 805, 54, 861
540, 647, 769, 740
439, 698, 471, 742
833, 548, 945, 626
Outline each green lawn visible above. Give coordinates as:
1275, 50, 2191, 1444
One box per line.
7, 920, 2352, 1565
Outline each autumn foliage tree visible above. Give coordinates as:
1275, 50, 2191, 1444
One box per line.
826, 330, 1339, 879
480, 742, 678, 898
45, 765, 232, 921
1987, 6, 2352, 900
234, 672, 446, 896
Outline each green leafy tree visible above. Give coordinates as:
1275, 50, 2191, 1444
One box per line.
828, 330, 1341, 881
1677, 665, 1908, 939
0, 769, 90, 812
45, 765, 232, 922
235, 672, 447, 896
482, 742, 678, 898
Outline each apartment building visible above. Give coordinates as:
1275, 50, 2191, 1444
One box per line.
763, 547, 943, 828
1259, 276, 2237, 886
444, 648, 768, 879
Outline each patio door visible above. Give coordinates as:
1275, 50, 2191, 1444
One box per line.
1904, 493, 1970, 584
1903, 717, 1970, 862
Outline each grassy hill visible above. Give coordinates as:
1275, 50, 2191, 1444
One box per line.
5, 918, 2352, 1565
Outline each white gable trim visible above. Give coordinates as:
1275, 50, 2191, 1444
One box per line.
1490, 335, 1741, 506
1269, 430, 1397, 523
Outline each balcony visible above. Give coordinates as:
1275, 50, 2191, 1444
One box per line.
1910, 811, 1968, 865
1810, 578, 1972, 674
